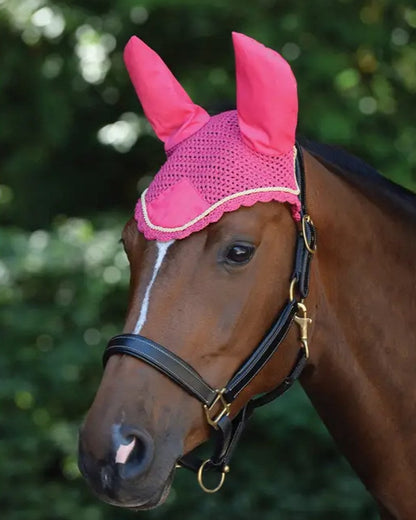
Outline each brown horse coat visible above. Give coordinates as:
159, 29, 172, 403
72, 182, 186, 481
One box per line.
79, 144, 416, 519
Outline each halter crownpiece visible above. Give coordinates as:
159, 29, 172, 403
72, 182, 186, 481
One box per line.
124, 32, 300, 241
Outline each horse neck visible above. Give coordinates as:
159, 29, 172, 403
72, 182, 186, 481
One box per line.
301, 150, 416, 518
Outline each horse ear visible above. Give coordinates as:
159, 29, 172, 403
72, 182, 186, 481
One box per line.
232, 32, 298, 155
124, 36, 210, 151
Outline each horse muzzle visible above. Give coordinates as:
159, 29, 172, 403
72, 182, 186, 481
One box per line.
78, 423, 175, 509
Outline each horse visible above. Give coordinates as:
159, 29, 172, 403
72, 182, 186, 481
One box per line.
78, 33, 416, 519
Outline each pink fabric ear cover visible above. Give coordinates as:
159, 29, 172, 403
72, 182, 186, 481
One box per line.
123, 36, 210, 150
124, 32, 300, 241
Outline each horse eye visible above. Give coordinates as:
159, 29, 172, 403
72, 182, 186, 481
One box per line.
225, 244, 255, 265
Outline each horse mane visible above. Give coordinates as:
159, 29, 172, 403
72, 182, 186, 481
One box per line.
298, 136, 416, 220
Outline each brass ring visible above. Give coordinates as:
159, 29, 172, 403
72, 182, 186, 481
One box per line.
197, 460, 229, 493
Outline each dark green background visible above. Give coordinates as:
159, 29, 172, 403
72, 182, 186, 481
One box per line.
1, 1, 415, 518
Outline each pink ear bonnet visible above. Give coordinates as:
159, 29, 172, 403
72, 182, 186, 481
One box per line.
124, 32, 300, 241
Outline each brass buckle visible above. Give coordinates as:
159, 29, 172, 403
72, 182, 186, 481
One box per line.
203, 388, 230, 430
197, 459, 230, 493
302, 214, 317, 255
294, 302, 312, 358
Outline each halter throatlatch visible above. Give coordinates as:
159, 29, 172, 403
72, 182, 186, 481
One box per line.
103, 32, 317, 493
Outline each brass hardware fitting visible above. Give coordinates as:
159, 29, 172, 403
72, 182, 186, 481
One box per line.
302, 214, 317, 255
294, 302, 312, 358
197, 459, 230, 493
203, 388, 231, 430
289, 278, 297, 302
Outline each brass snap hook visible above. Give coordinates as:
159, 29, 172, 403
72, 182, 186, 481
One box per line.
294, 302, 312, 358
197, 459, 230, 493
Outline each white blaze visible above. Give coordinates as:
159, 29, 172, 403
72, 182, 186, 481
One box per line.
133, 240, 174, 334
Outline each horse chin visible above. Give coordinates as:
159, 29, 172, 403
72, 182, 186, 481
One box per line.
95, 466, 175, 511
127, 475, 174, 510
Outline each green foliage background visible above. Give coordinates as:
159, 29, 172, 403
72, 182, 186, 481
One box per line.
1, 0, 415, 518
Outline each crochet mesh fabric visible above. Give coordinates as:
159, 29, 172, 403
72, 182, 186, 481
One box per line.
135, 110, 301, 241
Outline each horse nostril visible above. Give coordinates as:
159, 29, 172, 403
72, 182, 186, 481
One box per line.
113, 426, 154, 480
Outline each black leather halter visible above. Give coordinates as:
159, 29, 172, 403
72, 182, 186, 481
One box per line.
103, 143, 316, 492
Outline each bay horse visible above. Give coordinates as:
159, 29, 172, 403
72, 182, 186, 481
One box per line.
78, 33, 416, 519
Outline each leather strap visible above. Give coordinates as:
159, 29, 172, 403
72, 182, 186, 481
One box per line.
178, 408, 248, 473
249, 349, 307, 409
224, 300, 297, 401
296, 144, 307, 214
292, 221, 316, 299
291, 144, 316, 299
104, 335, 218, 406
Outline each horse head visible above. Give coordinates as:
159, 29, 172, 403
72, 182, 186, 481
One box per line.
78, 32, 316, 509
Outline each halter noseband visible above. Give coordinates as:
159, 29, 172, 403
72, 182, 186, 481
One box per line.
103, 143, 316, 492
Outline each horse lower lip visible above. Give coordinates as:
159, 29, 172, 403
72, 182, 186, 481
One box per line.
91, 465, 175, 510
